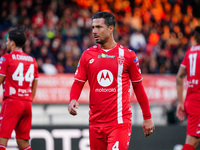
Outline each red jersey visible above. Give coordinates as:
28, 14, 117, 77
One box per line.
74, 43, 142, 126
0, 50, 39, 101
181, 45, 200, 101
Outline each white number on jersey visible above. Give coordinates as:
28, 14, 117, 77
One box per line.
189, 53, 197, 76
112, 141, 119, 150
12, 63, 34, 86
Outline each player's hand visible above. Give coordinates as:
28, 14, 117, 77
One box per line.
68, 99, 79, 116
142, 118, 155, 137
176, 103, 185, 121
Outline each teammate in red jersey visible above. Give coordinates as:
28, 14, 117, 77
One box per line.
68, 12, 154, 150
0, 29, 39, 150
176, 26, 200, 150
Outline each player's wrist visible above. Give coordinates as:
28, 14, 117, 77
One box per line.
143, 114, 152, 120
70, 99, 77, 102
178, 102, 184, 105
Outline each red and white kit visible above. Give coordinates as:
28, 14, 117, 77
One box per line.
181, 44, 200, 137
72, 43, 151, 150
74, 43, 143, 126
0, 50, 38, 139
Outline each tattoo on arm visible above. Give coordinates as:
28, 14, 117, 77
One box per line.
176, 67, 186, 86
176, 79, 182, 86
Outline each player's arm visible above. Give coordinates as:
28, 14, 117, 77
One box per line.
176, 66, 186, 121
32, 79, 38, 100
32, 58, 39, 101
0, 55, 8, 84
0, 75, 5, 85
68, 52, 87, 116
132, 81, 155, 137
68, 79, 85, 116
129, 51, 154, 136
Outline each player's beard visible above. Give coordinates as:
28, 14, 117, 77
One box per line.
96, 39, 105, 44
95, 36, 108, 45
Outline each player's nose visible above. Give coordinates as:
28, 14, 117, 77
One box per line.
92, 27, 98, 34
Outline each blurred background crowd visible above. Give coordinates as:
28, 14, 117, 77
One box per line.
0, 0, 200, 75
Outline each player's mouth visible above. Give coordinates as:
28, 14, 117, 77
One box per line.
94, 35, 100, 40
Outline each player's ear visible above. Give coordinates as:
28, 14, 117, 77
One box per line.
11, 40, 16, 47
108, 25, 114, 34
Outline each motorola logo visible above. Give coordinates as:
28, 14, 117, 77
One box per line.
97, 70, 113, 87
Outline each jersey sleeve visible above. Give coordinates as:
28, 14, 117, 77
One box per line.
33, 58, 39, 79
0, 54, 9, 76
132, 81, 151, 119
70, 79, 85, 101
128, 51, 143, 82
180, 51, 188, 68
74, 52, 87, 82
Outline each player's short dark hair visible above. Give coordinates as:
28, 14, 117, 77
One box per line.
194, 26, 200, 44
8, 29, 26, 47
92, 12, 115, 28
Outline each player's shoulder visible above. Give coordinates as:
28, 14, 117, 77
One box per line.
182, 46, 196, 59
0, 53, 11, 61
118, 44, 137, 57
11, 51, 37, 64
0, 53, 9, 59
0, 53, 9, 64
84, 45, 98, 53
82, 45, 99, 57
186, 45, 200, 53
23, 52, 37, 61
118, 44, 135, 53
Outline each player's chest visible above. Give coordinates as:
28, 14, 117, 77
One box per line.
85, 52, 128, 75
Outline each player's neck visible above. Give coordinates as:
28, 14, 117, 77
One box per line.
12, 46, 23, 52
100, 41, 117, 50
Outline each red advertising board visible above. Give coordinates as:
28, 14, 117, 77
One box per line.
134, 75, 186, 103
0, 74, 186, 104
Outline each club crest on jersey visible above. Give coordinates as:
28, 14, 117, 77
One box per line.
98, 53, 115, 59
118, 56, 125, 65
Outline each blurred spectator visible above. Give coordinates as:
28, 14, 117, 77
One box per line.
42, 58, 58, 75
65, 58, 76, 73
55, 62, 65, 73
37, 58, 44, 73
51, 37, 61, 60
31, 10, 45, 28
129, 30, 146, 53
0, 0, 200, 75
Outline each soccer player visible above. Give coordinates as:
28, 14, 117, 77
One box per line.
176, 26, 200, 150
0, 29, 39, 150
68, 12, 154, 150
